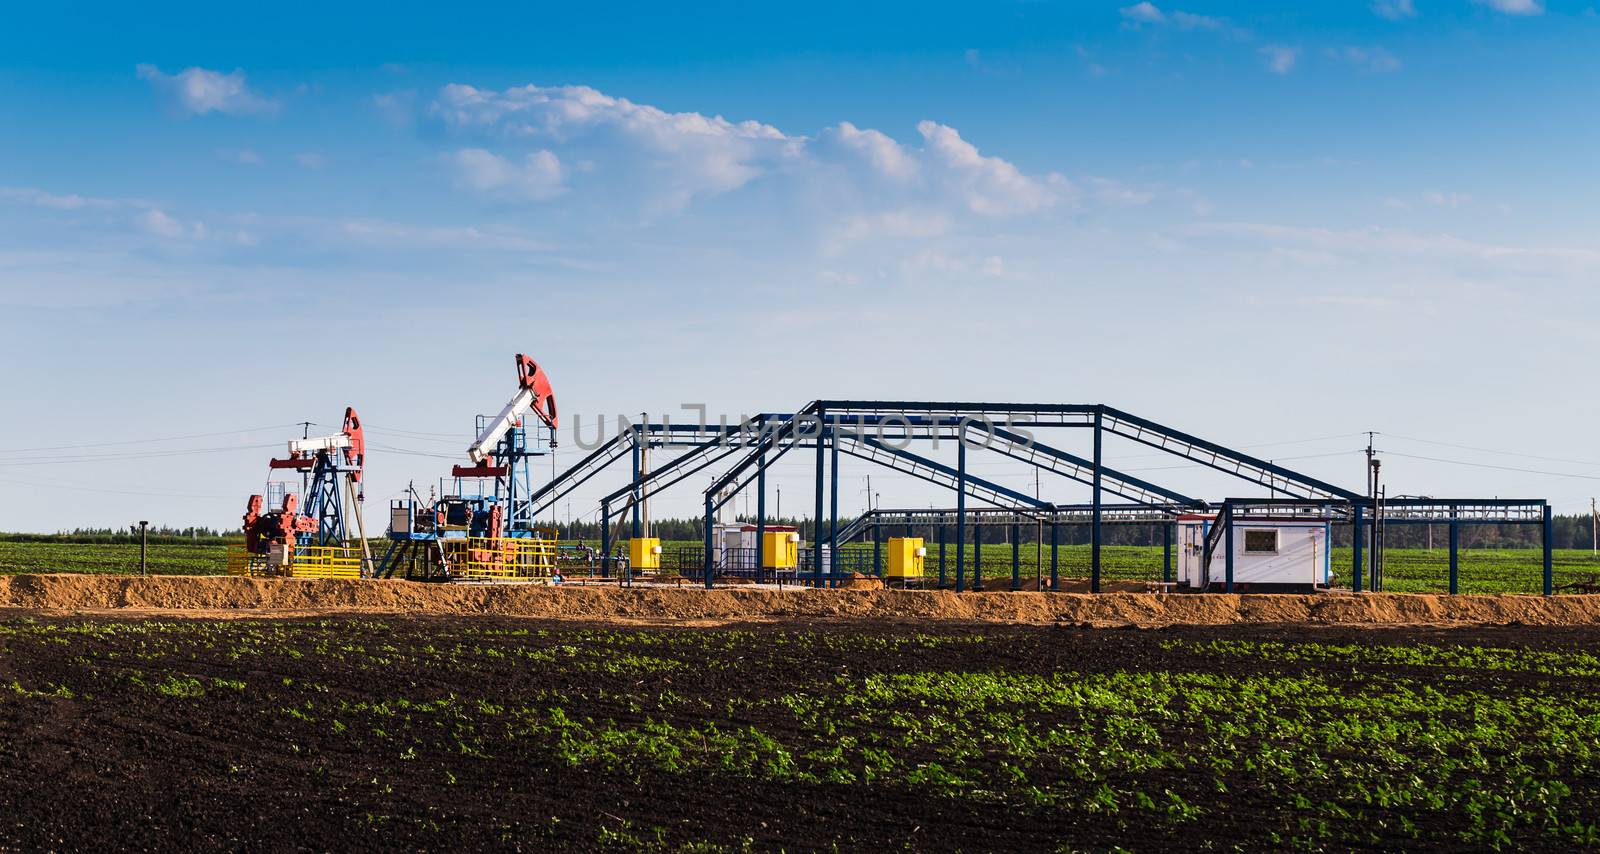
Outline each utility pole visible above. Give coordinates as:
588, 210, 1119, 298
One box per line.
1365, 432, 1381, 591
299, 420, 313, 503
138, 520, 148, 576
1591, 497, 1597, 559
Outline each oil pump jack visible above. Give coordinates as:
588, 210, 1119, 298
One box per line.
238, 407, 370, 576
377, 354, 559, 579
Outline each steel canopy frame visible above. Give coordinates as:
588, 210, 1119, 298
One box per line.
525, 398, 1554, 596
701, 401, 1362, 592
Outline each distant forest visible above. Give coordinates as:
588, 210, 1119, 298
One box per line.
10, 513, 1600, 550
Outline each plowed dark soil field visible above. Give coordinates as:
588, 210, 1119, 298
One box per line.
1, 617, 1598, 851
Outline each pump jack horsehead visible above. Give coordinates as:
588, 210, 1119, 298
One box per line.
451, 354, 559, 540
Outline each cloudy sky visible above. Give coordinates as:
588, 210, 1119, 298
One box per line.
3, 0, 1599, 532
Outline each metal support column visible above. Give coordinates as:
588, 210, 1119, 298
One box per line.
601, 499, 612, 578
1049, 519, 1059, 592
938, 525, 947, 587
873, 521, 883, 577
1223, 502, 1235, 594
972, 521, 982, 591
702, 496, 714, 589
1352, 504, 1364, 593
1162, 522, 1172, 584
814, 416, 825, 588
1011, 522, 1021, 591
1543, 503, 1554, 596
631, 432, 642, 539
956, 434, 967, 593
755, 446, 766, 585
829, 431, 839, 588
1091, 408, 1103, 593
1448, 511, 1459, 595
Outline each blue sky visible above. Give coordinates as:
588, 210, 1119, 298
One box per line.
3, 0, 1599, 532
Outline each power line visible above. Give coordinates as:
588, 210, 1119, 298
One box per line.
0, 423, 300, 456
1380, 432, 1600, 469
365, 441, 463, 460
1383, 450, 1600, 481
0, 442, 281, 467
0, 477, 234, 500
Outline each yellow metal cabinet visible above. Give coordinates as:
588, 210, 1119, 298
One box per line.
886, 537, 926, 578
762, 531, 799, 569
630, 537, 663, 570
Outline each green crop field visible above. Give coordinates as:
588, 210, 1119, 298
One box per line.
0, 540, 232, 576
2, 617, 1598, 849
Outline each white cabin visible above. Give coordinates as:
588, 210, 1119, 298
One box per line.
1176, 514, 1331, 590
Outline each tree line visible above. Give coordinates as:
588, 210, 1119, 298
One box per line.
11, 512, 1598, 550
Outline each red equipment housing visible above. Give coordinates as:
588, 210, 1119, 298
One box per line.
241, 493, 317, 553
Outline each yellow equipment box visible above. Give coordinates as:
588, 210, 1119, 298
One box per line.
630, 537, 663, 570
762, 531, 799, 569
886, 537, 926, 578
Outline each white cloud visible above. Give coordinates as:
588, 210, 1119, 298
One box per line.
1474, 0, 1544, 14
217, 148, 263, 165
1170, 10, 1224, 30
295, 152, 327, 169
1371, 0, 1418, 19
820, 122, 920, 181
425, 82, 1069, 219
431, 83, 796, 208
1333, 46, 1402, 73
337, 219, 552, 252
1119, 2, 1225, 30
916, 120, 1064, 215
1179, 221, 1600, 275
1259, 46, 1301, 74
1384, 191, 1472, 209
1423, 191, 1472, 207
446, 148, 565, 201
824, 209, 952, 257
135, 64, 277, 117
136, 209, 206, 240
1120, 2, 1167, 24
0, 187, 125, 210
899, 249, 1007, 279
1089, 177, 1154, 207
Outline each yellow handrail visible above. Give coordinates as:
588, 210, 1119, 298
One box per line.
440, 537, 557, 580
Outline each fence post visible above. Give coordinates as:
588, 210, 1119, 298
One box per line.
139, 521, 148, 576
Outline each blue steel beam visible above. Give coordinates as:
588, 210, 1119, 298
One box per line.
966, 422, 1205, 509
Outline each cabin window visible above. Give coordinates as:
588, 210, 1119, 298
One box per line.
1243, 529, 1279, 554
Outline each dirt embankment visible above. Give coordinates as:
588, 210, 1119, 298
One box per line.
2, 574, 1600, 626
